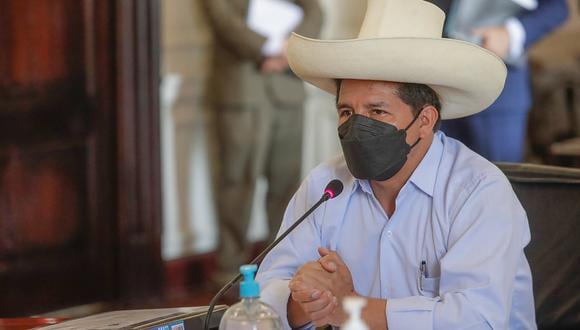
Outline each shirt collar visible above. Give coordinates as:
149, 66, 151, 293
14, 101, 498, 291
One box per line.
407, 131, 443, 197
350, 132, 444, 197
353, 178, 374, 196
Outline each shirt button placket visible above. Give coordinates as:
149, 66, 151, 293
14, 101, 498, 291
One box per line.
379, 225, 394, 297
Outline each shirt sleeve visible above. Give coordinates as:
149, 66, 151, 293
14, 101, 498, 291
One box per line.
517, 0, 568, 50
293, 0, 323, 38
201, 0, 266, 64
386, 173, 532, 330
256, 177, 324, 330
505, 17, 526, 62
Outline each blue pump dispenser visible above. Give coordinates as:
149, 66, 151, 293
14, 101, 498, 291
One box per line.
239, 264, 260, 298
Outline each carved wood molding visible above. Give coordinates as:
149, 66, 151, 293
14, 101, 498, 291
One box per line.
111, 0, 163, 304
89, 0, 162, 304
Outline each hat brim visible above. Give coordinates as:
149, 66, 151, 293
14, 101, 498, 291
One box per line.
288, 33, 507, 119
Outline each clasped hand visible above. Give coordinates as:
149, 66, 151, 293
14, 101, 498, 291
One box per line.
288, 247, 356, 327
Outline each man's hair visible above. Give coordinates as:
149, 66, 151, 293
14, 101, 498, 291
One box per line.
335, 79, 442, 131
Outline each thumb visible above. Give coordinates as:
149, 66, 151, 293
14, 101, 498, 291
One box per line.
318, 247, 331, 257
318, 247, 338, 272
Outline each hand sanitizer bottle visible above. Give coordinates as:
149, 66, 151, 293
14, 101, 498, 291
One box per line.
219, 265, 282, 330
342, 296, 369, 330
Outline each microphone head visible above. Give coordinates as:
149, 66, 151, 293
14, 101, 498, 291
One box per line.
323, 179, 344, 199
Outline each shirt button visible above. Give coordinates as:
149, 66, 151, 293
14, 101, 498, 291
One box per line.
387, 230, 393, 238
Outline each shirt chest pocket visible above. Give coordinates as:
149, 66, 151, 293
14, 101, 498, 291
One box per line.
421, 277, 440, 298
418, 275, 441, 298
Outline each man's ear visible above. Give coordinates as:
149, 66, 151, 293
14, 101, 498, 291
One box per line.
419, 105, 439, 135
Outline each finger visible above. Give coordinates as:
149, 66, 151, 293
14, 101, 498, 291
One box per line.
300, 273, 334, 291
290, 276, 322, 292
291, 288, 321, 302
300, 291, 333, 314
297, 268, 332, 286
319, 258, 337, 272
289, 281, 319, 297
298, 260, 326, 273
289, 278, 309, 291
310, 294, 338, 324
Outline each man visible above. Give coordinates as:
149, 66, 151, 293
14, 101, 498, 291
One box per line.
201, 0, 321, 282
435, 0, 568, 162
256, 0, 536, 329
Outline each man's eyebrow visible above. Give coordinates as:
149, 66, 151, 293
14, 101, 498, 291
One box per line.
336, 102, 351, 109
366, 101, 389, 108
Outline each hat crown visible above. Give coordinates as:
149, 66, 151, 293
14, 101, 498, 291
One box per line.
286, 0, 507, 120
358, 0, 445, 39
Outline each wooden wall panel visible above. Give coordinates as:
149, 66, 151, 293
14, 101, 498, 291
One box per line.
0, 0, 85, 110
0, 147, 85, 253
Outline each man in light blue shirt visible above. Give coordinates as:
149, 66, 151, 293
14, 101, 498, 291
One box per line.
256, 0, 536, 328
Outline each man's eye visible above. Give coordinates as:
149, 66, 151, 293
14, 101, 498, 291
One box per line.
339, 109, 353, 117
372, 109, 387, 115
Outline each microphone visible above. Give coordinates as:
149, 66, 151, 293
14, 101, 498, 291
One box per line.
323, 179, 343, 200
203, 179, 344, 330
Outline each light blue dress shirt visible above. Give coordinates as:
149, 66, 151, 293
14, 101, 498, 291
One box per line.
256, 132, 536, 329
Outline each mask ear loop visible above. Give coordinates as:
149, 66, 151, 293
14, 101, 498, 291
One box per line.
405, 107, 425, 148
409, 138, 421, 149
404, 107, 425, 131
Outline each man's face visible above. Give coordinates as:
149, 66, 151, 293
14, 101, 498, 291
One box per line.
336, 79, 420, 144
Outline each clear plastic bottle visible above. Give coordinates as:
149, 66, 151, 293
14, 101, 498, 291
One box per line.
219, 265, 282, 330
342, 296, 369, 330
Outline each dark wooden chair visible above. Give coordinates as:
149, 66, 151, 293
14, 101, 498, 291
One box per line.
497, 162, 580, 329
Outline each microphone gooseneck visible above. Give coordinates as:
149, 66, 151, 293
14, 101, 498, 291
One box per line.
203, 179, 344, 330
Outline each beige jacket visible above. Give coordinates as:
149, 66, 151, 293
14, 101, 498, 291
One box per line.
202, 0, 322, 107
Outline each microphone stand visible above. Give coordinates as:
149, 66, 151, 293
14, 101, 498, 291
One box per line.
202, 192, 332, 330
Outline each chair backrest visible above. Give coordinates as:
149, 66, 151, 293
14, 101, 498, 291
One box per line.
497, 163, 580, 329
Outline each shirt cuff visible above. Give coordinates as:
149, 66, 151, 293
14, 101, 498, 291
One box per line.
505, 17, 526, 60
386, 296, 438, 330
261, 36, 284, 57
260, 278, 293, 330
291, 322, 315, 330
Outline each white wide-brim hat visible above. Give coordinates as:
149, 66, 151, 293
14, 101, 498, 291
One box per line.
287, 0, 507, 119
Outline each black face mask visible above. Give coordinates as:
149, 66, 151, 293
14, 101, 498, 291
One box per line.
338, 113, 421, 181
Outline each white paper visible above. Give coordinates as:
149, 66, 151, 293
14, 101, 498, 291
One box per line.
511, 0, 538, 10
247, 0, 304, 56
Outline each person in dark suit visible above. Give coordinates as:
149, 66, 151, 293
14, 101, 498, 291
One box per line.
433, 0, 569, 162
201, 0, 321, 281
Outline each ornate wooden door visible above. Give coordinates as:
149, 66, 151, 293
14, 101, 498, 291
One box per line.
0, 0, 162, 316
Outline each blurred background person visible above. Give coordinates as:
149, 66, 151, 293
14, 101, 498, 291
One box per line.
301, 0, 367, 175
201, 0, 321, 284
434, 0, 569, 162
